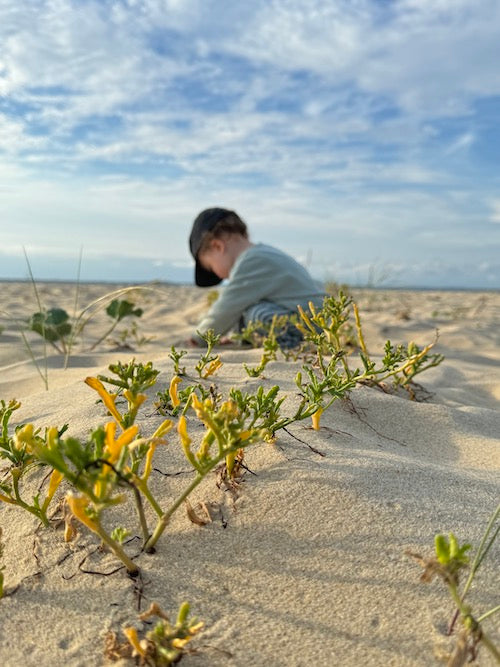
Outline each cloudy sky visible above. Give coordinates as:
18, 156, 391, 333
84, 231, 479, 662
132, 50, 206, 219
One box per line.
1, 0, 499, 288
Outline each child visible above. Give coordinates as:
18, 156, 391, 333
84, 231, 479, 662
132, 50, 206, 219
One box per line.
188, 207, 325, 348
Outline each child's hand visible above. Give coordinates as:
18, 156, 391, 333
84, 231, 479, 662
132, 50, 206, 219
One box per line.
187, 335, 234, 347
219, 336, 235, 346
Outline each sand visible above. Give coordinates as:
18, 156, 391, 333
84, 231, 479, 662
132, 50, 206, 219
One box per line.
0, 281, 498, 666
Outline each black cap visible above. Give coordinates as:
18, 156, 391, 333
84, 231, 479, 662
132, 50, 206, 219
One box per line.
189, 207, 233, 287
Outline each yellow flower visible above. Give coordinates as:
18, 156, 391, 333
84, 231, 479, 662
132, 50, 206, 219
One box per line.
123, 389, 147, 411
84, 377, 123, 425
297, 305, 316, 333
123, 627, 147, 658
42, 469, 64, 511
219, 400, 239, 420
201, 357, 222, 378
104, 421, 139, 464
142, 443, 156, 481
169, 375, 182, 408
13, 423, 37, 453
225, 451, 237, 476
45, 426, 59, 451
140, 418, 173, 481
66, 494, 99, 531
64, 515, 77, 542
189, 621, 204, 634
171, 637, 191, 649
311, 407, 323, 431
178, 416, 198, 470
152, 419, 173, 439
190, 393, 203, 412
197, 431, 214, 462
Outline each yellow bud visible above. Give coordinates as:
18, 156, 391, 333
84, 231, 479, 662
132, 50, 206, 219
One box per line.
85, 377, 123, 426
123, 627, 147, 658
297, 305, 316, 333
64, 516, 77, 542
46, 426, 59, 450
152, 419, 173, 439
169, 375, 182, 408
123, 390, 147, 410
142, 443, 156, 481
14, 423, 37, 452
178, 416, 198, 470
42, 469, 64, 511
66, 494, 99, 531
311, 407, 323, 431
201, 357, 222, 378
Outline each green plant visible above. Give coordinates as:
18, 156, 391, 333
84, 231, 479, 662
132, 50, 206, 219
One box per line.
144, 393, 266, 553
28, 307, 73, 355
106, 601, 203, 665
230, 319, 265, 348
0, 399, 67, 526
65, 285, 154, 363
155, 376, 212, 417
109, 321, 154, 350
25, 417, 172, 574
206, 289, 219, 307
293, 295, 445, 429
90, 299, 144, 350
407, 503, 500, 665
0, 358, 268, 571
90, 359, 160, 428
243, 315, 282, 377
194, 329, 222, 378
168, 346, 187, 376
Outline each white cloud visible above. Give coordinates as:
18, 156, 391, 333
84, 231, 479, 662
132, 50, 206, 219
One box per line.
490, 201, 500, 224
0, 1, 499, 286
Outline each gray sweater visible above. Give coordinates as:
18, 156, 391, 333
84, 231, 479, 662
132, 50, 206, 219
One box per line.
194, 243, 325, 339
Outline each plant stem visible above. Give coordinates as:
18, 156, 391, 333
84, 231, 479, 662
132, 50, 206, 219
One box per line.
448, 503, 500, 637
462, 503, 500, 600
64, 246, 83, 369
135, 478, 163, 517
477, 605, 500, 624
23, 247, 48, 386
19, 328, 49, 391
12, 473, 49, 527
133, 486, 150, 545
93, 521, 139, 575
89, 319, 120, 351
144, 470, 206, 553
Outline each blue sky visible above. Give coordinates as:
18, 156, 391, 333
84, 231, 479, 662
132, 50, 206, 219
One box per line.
1, 0, 500, 288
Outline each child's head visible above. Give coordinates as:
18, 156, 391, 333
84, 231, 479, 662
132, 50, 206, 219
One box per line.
189, 208, 249, 286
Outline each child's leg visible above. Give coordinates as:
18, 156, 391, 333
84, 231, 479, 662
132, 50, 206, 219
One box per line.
242, 301, 302, 349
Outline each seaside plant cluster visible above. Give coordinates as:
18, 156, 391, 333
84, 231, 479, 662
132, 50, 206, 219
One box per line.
1, 275, 156, 391
0, 292, 498, 665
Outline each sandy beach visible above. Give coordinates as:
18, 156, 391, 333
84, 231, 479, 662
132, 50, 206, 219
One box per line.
0, 281, 498, 666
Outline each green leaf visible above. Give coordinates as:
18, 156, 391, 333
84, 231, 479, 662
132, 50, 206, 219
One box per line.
111, 526, 131, 544
105, 299, 143, 322
29, 308, 72, 342
435, 534, 450, 564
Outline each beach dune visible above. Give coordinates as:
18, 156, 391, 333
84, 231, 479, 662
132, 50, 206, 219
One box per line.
0, 282, 498, 666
